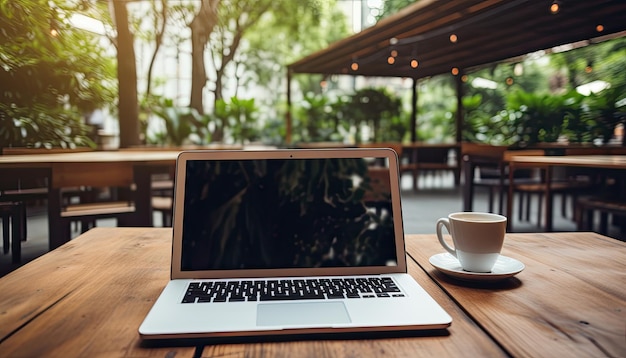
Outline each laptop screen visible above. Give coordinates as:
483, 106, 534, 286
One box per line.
179, 156, 399, 272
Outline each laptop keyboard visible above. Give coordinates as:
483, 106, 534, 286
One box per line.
181, 277, 405, 303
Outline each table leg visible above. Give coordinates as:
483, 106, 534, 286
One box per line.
544, 166, 553, 232
131, 166, 153, 227
462, 155, 474, 212
507, 165, 515, 232
48, 187, 70, 250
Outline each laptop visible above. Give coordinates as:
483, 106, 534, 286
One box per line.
139, 148, 451, 340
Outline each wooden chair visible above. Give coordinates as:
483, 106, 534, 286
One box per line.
0, 168, 50, 251
152, 196, 173, 227
575, 196, 626, 236
1, 147, 95, 234
473, 163, 539, 217
357, 142, 417, 190
462, 143, 541, 216
401, 144, 460, 191
150, 170, 174, 227
513, 176, 592, 225
51, 161, 138, 242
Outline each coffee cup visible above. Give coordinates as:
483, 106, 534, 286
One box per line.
436, 212, 507, 272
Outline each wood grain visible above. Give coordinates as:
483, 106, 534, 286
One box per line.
406, 232, 626, 358
0, 227, 196, 357
0, 228, 506, 357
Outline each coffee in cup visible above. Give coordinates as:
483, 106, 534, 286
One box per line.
436, 212, 507, 272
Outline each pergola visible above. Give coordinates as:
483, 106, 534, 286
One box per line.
286, 0, 626, 144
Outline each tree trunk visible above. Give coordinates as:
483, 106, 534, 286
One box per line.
145, 0, 168, 97
112, 0, 140, 148
189, 0, 219, 115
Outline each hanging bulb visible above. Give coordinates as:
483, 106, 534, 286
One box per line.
351, 61, 359, 71
410, 59, 419, 69
550, 1, 560, 14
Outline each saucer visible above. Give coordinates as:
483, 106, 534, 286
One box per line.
429, 253, 524, 282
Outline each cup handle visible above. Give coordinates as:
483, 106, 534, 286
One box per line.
436, 218, 457, 257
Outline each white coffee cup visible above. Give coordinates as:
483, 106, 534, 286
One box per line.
436, 212, 507, 272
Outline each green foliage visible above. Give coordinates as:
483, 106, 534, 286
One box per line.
503, 88, 625, 146
413, 76, 457, 142
212, 0, 349, 117
148, 95, 261, 146
150, 97, 204, 146
583, 83, 626, 144
289, 88, 405, 144
0, 0, 116, 149
461, 37, 625, 146
344, 88, 403, 143
226, 97, 260, 144
208, 97, 261, 144
462, 94, 518, 145
507, 91, 571, 145
291, 93, 342, 143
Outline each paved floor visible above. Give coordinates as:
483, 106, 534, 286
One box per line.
1, 173, 620, 278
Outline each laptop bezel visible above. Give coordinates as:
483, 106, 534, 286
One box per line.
170, 148, 407, 279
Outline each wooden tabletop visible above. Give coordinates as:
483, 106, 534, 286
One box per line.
407, 231, 626, 358
0, 229, 624, 357
0, 150, 181, 167
509, 154, 626, 169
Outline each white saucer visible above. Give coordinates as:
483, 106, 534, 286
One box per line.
429, 253, 525, 282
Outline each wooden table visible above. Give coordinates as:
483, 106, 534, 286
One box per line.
0, 150, 180, 250
507, 154, 626, 231
1, 228, 623, 357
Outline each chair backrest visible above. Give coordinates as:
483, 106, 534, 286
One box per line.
52, 162, 134, 189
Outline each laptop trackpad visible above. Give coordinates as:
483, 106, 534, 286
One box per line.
257, 302, 351, 326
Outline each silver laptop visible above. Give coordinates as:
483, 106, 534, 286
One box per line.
139, 148, 451, 339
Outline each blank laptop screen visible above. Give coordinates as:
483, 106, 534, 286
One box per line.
180, 157, 398, 271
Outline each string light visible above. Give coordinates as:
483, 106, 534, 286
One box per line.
387, 56, 395, 65
410, 59, 419, 69
351, 61, 359, 71
449, 34, 458, 43
550, 1, 560, 14
451, 67, 459, 76
461, 75, 468, 83
390, 49, 398, 57
596, 24, 604, 32
506, 77, 514, 86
